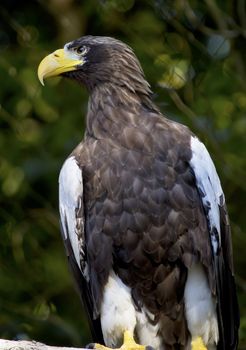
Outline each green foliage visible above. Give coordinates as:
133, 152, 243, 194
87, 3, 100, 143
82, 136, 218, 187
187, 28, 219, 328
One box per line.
0, 0, 245, 348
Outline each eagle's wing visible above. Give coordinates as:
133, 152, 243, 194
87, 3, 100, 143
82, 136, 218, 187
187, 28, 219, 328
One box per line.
58, 156, 104, 343
190, 136, 239, 350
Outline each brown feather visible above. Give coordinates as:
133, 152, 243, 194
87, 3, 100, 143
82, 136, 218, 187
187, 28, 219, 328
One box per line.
58, 36, 239, 349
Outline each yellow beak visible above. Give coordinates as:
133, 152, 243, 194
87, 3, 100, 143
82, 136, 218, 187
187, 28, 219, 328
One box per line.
38, 48, 83, 85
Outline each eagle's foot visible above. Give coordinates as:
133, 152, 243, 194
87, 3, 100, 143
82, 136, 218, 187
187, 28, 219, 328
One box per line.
86, 331, 154, 350
86, 344, 109, 350
191, 337, 207, 350
85, 343, 112, 350
120, 330, 154, 350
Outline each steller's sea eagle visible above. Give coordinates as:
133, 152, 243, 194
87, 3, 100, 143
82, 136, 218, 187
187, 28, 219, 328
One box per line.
38, 36, 239, 350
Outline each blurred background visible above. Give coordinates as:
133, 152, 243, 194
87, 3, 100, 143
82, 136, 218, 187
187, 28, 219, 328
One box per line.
0, 0, 245, 348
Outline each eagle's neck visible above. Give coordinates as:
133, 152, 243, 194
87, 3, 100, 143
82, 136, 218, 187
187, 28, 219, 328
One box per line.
86, 83, 159, 139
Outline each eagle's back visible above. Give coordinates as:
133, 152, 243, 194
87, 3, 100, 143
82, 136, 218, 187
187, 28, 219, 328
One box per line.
74, 111, 214, 349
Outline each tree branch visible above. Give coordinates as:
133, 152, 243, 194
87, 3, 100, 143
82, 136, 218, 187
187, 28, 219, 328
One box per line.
0, 339, 88, 350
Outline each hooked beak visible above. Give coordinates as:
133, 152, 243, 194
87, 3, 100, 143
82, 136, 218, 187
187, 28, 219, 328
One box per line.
38, 48, 83, 85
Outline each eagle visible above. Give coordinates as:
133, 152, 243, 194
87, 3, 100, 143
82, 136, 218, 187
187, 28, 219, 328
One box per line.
38, 36, 239, 350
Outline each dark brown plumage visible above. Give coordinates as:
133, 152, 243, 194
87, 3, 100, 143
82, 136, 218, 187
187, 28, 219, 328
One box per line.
74, 93, 212, 349
38, 36, 239, 350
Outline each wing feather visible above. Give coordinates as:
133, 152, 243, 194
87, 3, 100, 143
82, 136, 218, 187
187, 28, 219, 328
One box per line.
190, 136, 239, 350
59, 156, 104, 344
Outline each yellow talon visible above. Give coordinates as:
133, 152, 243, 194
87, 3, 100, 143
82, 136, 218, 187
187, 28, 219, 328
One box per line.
121, 330, 146, 350
191, 337, 207, 350
91, 344, 109, 350
90, 333, 208, 350
89, 330, 151, 350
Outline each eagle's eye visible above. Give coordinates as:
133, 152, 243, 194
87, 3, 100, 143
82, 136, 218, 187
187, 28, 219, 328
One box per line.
76, 46, 89, 55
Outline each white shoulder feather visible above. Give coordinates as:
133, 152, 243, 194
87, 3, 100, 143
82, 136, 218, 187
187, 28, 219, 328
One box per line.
59, 156, 84, 270
190, 136, 224, 254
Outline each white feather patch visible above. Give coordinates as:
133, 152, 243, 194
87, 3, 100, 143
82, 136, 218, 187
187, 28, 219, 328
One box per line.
136, 308, 163, 350
59, 156, 83, 269
184, 263, 219, 346
190, 136, 224, 253
100, 271, 137, 347
100, 271, 162, 348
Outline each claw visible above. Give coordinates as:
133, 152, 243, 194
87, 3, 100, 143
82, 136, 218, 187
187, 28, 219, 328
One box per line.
191, 337, 207, 350
86, 330, 153, 350
121, 330, 152, 350
86, 344, 109, 350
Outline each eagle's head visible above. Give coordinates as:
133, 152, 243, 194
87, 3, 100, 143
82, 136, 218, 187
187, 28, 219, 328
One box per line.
38, 36, 151, 95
